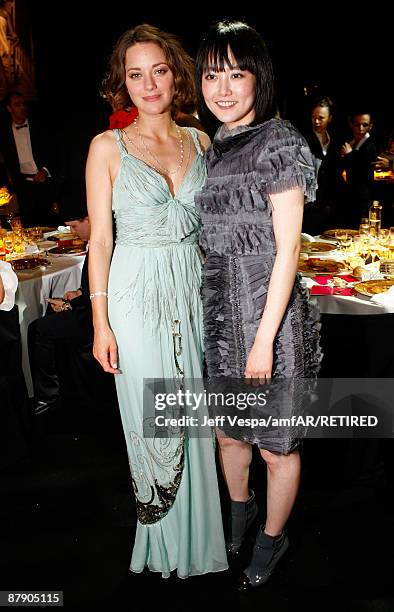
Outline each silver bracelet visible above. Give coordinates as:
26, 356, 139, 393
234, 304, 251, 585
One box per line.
89, 291, 108, 299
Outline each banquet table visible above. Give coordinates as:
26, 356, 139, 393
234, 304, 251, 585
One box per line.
302, 278, 394, 316
15, 254, 85, 395
299, 237, 394, 316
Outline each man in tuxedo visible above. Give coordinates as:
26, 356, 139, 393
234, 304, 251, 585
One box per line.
339, 111, 378, 226
0, 91, 60, 226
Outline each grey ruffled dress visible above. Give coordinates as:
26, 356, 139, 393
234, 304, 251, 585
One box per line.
195, 119, 322, 453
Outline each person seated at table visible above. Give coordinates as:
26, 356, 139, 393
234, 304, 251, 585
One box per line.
0, 259, 17, 309
28, 201, 92, 415
1, 260, 30, 469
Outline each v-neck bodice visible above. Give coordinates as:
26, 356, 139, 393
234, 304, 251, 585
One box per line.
112, 127, 206, 247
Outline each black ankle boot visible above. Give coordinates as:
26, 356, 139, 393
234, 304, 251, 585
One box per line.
226, 490, 258, 558
237, 527, 289, 590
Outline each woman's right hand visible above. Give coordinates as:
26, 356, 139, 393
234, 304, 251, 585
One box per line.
93, 326, 120, 374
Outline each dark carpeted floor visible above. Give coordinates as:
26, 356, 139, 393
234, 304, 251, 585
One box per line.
1, 395, 393, 612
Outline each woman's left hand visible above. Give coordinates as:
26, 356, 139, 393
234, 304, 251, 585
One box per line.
244, 340, 273, 382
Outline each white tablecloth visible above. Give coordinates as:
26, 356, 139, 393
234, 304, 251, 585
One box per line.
15, 254, 85, 395
301, 277, 394, 315
301, 239, 394, 315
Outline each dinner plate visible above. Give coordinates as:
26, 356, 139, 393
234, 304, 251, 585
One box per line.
26, 226, 57, 233
46, 232, 77, 241
47, 244, 87, 256
11, 256, 50, 271
298, 258, 349, 275
300, 241, 337, 254
353, 279, 394, 297
321, 228, 359, 239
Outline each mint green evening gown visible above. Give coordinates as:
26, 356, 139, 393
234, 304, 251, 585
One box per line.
107, 128, 227, 578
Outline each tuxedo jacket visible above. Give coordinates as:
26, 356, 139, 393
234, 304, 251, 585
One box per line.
0, 113, 59, 190
304, 130, 342, 207
340, 137, 377, 203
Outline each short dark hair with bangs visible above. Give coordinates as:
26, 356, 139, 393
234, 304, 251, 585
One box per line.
195, 20, 277, 133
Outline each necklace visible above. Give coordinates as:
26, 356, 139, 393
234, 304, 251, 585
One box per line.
132, 117, 184, 176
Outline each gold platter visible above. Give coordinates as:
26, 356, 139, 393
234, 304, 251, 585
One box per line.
11, 256, 50, 271
353, 279, 394, 297
300, 241, 336, 254
26, 226, 57, 233
298, 258, 349, 275
46, 232, 77, 241
47, 244, 86, 256
322, 228, 359, 239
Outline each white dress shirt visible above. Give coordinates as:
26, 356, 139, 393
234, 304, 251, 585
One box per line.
12, 120, 39, 176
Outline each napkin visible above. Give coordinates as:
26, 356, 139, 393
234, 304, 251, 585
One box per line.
370, 285, 394, 307
310, 285, 354, 296
309, 274, 356, 296
25, 244, 39, 254
314, 275, 358, 285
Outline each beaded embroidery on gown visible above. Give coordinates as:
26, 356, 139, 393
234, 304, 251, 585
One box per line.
108, 128, 227, 578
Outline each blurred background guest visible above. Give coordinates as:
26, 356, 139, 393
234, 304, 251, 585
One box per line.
377, 129, 394, 172
28, 204, 92, 416
0, 259, 29, 469
338, 110, 377, 227
0, 91, 60, 227
0, 257, 17, 309
302, 95, 341, 234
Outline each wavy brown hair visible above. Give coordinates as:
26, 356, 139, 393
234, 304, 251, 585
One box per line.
102, 24, 196, 116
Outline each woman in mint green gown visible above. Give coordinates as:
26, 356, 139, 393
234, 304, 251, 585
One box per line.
86, 24, 227, 579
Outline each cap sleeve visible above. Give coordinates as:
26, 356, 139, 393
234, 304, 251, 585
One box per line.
257, 121, 317, 203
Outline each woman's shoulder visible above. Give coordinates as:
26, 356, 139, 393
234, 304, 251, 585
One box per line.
192, 128, 211, 152
88, 129, 119, 154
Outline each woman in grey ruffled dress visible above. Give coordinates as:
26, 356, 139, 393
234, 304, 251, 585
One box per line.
195, 20, 322, 590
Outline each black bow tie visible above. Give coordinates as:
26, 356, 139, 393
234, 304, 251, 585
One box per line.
15, 123, 28, 130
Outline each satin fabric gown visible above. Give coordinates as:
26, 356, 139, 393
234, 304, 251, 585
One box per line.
108, 128, 227, 578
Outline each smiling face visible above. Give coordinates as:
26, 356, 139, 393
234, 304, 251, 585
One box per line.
201, 49, 256, 130
124, 42, 175, 116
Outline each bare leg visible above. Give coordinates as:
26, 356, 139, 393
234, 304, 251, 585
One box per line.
217, 432, 253, 501
260, 448, 301, 536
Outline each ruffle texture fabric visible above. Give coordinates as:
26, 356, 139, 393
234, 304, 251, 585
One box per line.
195, 119, 322, 453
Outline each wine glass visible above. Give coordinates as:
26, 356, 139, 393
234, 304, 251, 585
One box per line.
10, 215, 23, 237
334, 230, 348, 251
359, 222, 370, 237
341, 234, 353, 252
388, 227, 394, 260
6, 213, 14, 230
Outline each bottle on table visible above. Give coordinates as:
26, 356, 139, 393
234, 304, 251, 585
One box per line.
368, 200, 383, 235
